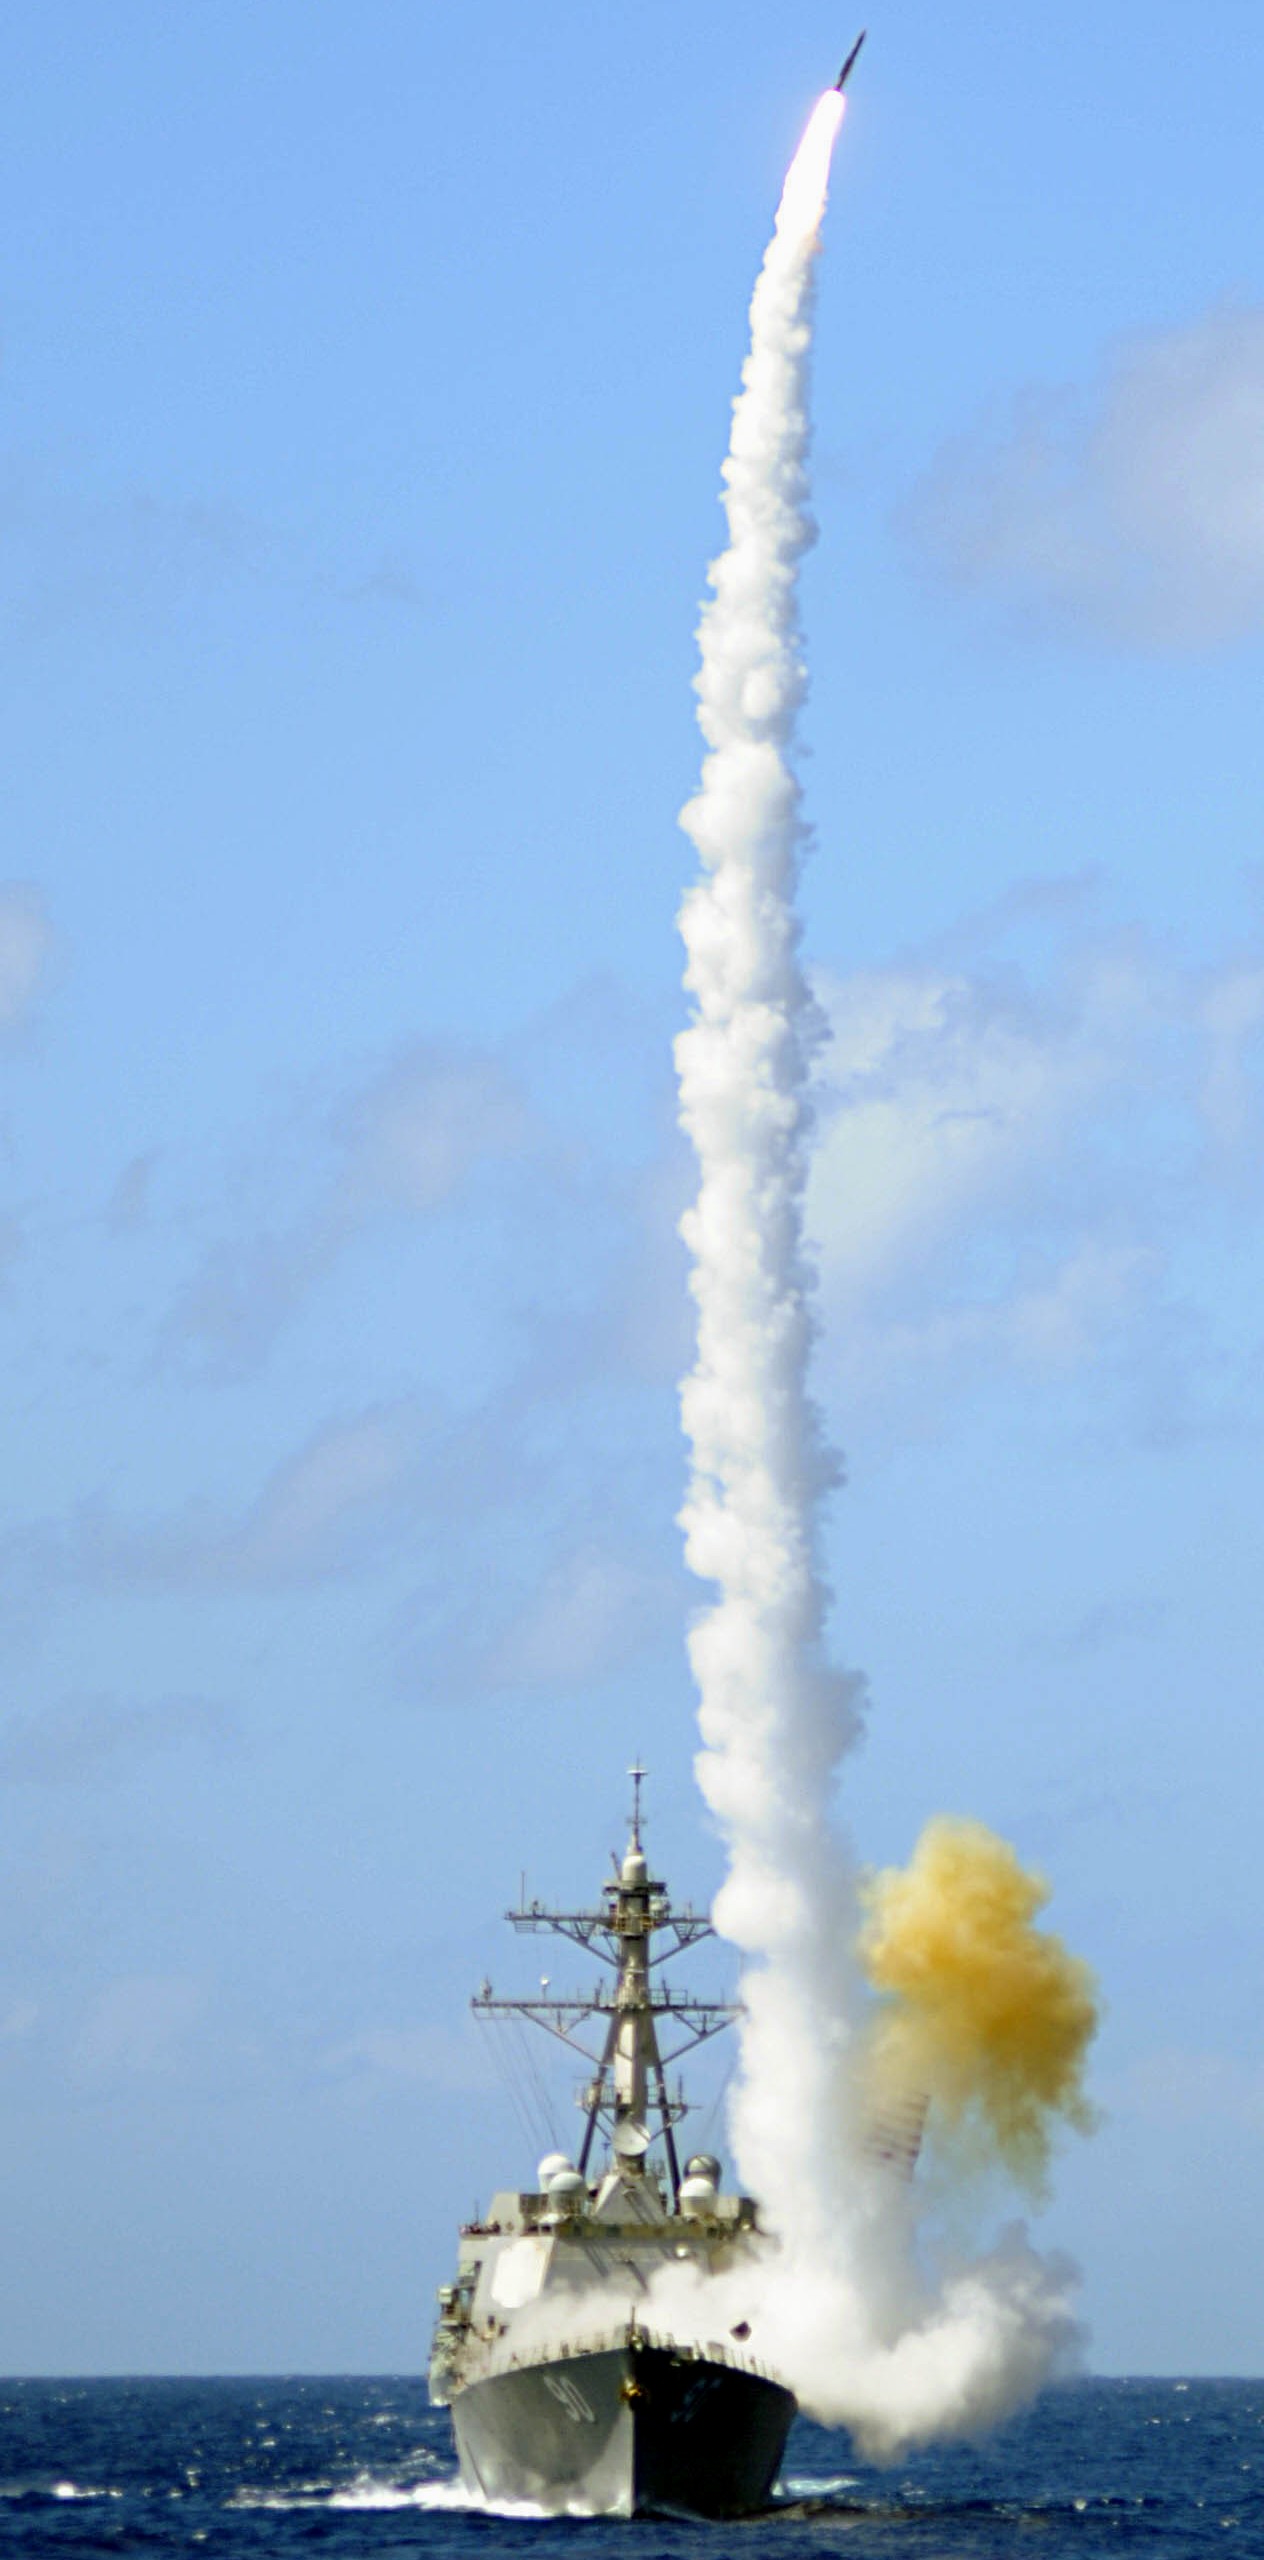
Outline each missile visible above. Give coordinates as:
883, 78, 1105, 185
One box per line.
834, 30, 866, 91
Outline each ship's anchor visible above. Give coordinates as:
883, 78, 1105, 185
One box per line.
622, 2312, 649, 2402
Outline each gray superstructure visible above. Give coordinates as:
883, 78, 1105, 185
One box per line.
428, 1775, 797, 2517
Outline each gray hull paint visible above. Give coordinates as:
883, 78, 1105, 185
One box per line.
452, 2342, 795, 2518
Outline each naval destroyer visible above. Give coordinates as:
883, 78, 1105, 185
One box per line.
428, 1775, 798, 2517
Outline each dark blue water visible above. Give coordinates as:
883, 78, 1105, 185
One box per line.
0, 2378, 1258, 2556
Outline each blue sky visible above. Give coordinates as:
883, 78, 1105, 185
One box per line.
1, 0, 1262, 2376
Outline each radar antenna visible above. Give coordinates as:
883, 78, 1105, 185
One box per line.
471, 1773, 736, 2198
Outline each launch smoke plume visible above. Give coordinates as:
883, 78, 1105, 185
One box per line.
675, 82, 861, 2231
674, 94, 1092, 2454
861, 1818, 1099, 2195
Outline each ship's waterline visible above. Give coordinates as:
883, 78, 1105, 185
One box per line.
452, 2336, 794, 2519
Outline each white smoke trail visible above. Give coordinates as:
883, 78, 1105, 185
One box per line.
675, 77, 864, 2263
674, 93, 1081, 2453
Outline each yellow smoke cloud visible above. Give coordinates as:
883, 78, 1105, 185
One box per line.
859, 1816, 1098, 2195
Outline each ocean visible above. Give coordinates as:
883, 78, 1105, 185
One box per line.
0, 2377, 1257, 2555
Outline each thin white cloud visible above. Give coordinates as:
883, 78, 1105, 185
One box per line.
164, 1040, 532, 1379
333, 1048, 528, 1214
0, 1213, 23, 1290
104, 1151, 159, 1236
75, 1973, 205, 2077
227, 1405, 425, 1581
321, 2024, 495, 2093
4, 1307, 676, 1637
807, 891, 1264, 1422
1201, 966, 1264, 1156
0, 464, 427, 646
1026, 1594, 1169, 1665
846, 1238, 1160, 1385
24, 1370, 631, 1610
478, 1543, 674, 1692
8, 900, 1262, 1673
63, 1401, 435, 1591
1103, 2047, 1264, 2135
907, 305, 1264, 648
810, 960, 1124, 1298
0, 1693, 235, 1784
0, 883, 53, 1031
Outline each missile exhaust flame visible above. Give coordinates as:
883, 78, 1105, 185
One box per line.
777, 91, 846, 239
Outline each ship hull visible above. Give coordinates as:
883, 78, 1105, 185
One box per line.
451, 2341, 795, 2518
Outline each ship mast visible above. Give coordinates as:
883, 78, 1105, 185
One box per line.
472, 1768, 736, 2198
